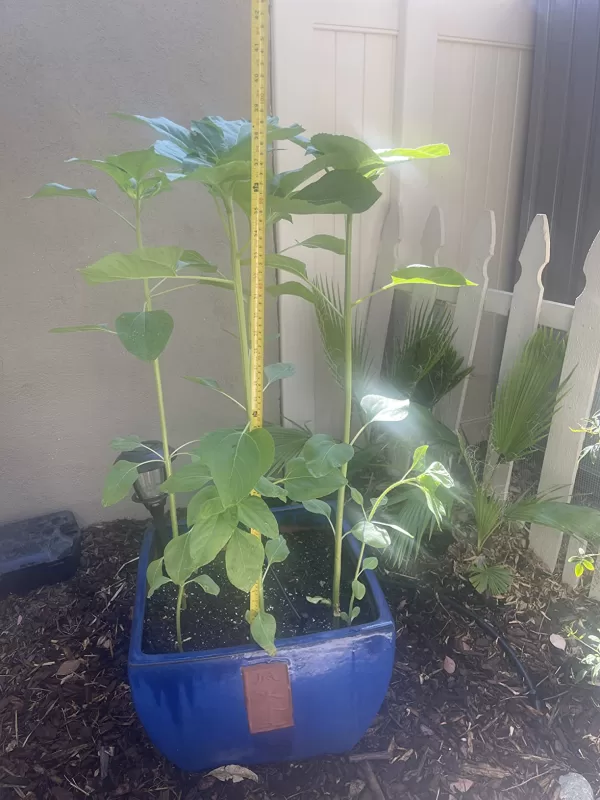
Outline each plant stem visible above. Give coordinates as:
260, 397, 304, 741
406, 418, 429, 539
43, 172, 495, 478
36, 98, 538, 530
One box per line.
135, 199, 179, 539
224, 198, 252, 411
224, 195, 264, 613
176, 584, 184, 653
332, 214, 354, 616
347, 541, 366, 624
352, 282, 395, 308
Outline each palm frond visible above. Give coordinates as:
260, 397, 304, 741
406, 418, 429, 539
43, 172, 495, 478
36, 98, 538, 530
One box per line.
266, 424, 312, 476
469, 563, 513, 595
505, 497, 600, 545
313, 274, 372, 394
385, 302, 472, 409
379, 486, 435, 569
490, 327, 569, 463
473, 485, 505, 550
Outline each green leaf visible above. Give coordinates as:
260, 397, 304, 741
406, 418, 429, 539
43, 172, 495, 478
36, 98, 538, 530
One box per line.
386, 302, 472, 410
351, 607, 360, 621
575, 562, 584, 578
115, 310, 174, 361
390, 266, 475, 288
310, 133, 383, 175
352, 579, 366, 601
360, 394, 411, 423
255, 475, 287, 501
416, 474, 446, 526
284, 457, 346, 501
81, 247, 183, 284
198, 428, 275, 506
113, 113, 193, 150
264, 254, 307, 280
189, 574, 220, 596
102, 460, 144, 507
302, 499, 332, 520
289, 170, 381, 214
30, 183, 98, 200
350, 520, 391, 550
184, 376, 220, 391
422, 461, 454, 488
306, 595, 331, 606
350, 487, 365, 507
267, 281, 315, 304
264, 362, 296, 389
146, 558, 170, 597
376, 143, 450, 162
293, 234, 346, 255
110, 435, 143, 451
584, 559, 595, 571
188, 506, 238, 567
186, 484, 220, 526
469, 564, 513, 595
411, 445, 428, 472
250, 610, 277, 655
362, 556, 378, 571
164, 533, 194, 585
302, 433, 354, 477
161, 462, 211, 493
225, 529, 265, 592
265, 535, 290, 564
491, 327, 569, 462
68, 149, 178, 187
50, 324, 111, 333
185, 160, 251, 187
268, 425, 312, 474
505, 498, 600, 544
238, 496, 279, 539
178, 250, 217, 272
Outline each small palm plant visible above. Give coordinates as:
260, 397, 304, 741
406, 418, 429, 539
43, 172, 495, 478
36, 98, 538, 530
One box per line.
466, 327, 600, 593
385, 302, 472, 409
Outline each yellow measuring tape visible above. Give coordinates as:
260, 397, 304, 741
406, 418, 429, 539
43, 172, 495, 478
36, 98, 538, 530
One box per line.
249, 0, 269, 617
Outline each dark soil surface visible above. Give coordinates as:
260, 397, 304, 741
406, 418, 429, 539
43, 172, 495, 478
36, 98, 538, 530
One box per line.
144, 526, 376, 654
0, 519, 599, 799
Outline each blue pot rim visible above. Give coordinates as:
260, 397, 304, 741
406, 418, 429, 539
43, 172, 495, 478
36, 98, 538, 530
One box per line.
129, 503, 394, 667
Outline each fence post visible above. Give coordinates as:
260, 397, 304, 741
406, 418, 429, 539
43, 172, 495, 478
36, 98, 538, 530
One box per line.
409, 205, 445, 315
485, 214, 550, 497
529, 229, 600, 575
440, 210, 496, 431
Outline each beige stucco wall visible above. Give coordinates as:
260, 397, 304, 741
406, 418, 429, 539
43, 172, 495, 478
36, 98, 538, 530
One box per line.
0, 0, 280, 525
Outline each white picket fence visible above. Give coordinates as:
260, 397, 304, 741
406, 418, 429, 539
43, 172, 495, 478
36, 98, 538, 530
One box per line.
384, 206, 600, 599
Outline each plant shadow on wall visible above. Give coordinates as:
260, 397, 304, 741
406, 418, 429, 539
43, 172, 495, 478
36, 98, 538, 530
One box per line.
33, 116, 474, 658
357, 323, 600, 598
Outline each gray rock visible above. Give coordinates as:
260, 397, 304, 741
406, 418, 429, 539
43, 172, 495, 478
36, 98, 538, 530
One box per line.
559, 772, 594, 800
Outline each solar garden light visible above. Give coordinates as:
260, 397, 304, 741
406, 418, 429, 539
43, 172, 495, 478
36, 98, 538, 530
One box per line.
115, 440, 172, 551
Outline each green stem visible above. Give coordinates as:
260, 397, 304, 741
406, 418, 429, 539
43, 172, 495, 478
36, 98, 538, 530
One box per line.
332, 214, 354, 616
135, 199, 179, 539
176, 584, 184, 653
347, 541, 366, 624
352, 282, 394, 308
224, 197, 251, 411
223, 195, 264, 612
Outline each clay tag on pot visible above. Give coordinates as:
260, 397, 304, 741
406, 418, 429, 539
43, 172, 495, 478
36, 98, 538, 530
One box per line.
242, 662, 294, 734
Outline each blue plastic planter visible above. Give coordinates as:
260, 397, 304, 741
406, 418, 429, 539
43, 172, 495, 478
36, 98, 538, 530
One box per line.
128, 505, 395, 771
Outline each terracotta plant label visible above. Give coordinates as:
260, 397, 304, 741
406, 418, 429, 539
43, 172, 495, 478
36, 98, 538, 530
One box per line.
242, 662, 294, 734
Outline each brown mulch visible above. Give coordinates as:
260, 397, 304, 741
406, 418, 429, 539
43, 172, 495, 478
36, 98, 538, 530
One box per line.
0, 520, 599, 800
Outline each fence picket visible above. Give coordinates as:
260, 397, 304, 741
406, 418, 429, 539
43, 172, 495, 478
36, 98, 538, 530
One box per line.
440, 210, 495, 430
409, 205, 444, 315
485, 214, 550, 497
529, 229, 600, 573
